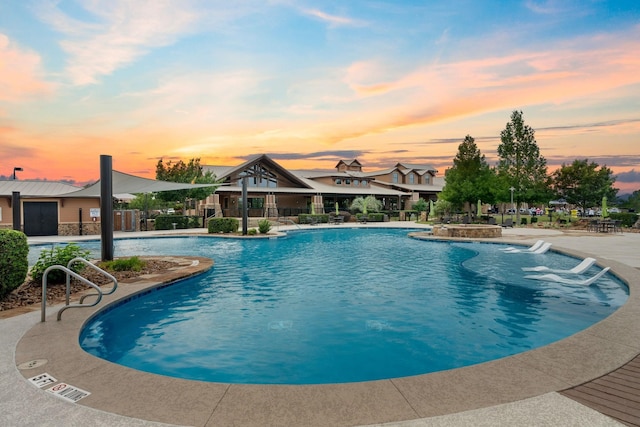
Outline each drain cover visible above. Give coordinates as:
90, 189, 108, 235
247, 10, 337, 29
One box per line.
18, 359, 48, 370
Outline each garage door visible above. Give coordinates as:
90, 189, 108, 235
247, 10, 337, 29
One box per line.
24, 202, 58, 236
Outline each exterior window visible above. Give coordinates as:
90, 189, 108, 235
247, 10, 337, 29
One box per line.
236, 163, 277, 188
362, 180, 368, 186
335, 178, 342, 185
345, 179, 351, 185
392, 172, 398, 183
354, 179, 359, 186
409, 174, 414, 184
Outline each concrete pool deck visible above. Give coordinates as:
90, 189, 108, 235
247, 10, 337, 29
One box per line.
2, 223, 639, 426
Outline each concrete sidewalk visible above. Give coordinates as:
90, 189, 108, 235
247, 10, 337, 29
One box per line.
3, 225, 638, 426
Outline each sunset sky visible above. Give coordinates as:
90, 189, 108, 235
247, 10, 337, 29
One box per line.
1, 1, 639, 193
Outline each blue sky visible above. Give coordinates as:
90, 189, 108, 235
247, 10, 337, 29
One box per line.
1, 1, 639, 193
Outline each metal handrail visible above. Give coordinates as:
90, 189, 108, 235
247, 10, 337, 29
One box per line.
64, 257, 118, 304
40, 258, 118, 322
277, 217, 301, 229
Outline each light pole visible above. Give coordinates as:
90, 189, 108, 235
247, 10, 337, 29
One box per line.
509, 186, 515, 219
12, 167, 23, 180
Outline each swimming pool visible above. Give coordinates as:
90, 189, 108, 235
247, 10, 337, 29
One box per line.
73, 229, 627, 385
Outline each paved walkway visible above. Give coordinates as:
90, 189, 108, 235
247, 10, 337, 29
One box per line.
2, 224, 639, 426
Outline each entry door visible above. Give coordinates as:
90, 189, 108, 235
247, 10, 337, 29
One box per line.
23, 202, 58, 236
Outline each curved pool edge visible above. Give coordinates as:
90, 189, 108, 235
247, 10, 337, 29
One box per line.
14, 235, 640, 427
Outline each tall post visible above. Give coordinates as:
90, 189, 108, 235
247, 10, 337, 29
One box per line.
12, 192, 21, 231
509, 186, 515, 220
242, 176, 248, 235
100, 155, 114, 261
79, 208, 83, 236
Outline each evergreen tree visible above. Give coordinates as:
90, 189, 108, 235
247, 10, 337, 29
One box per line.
496, 110, 549, 222
440, 135, 497, 218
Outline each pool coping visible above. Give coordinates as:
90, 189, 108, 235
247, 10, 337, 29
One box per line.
13, 231, 640, 427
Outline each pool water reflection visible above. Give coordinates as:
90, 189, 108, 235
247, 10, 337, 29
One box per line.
74, 229, 627, 384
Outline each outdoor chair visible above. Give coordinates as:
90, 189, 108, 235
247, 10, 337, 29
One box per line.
587, 220, 599, 232
524, 267, 610, 286
522, 257, 597, 274
504, 242, 552, 254
500, 218, 513, 228
613, 220, 622, 233
501, 240, 544, 253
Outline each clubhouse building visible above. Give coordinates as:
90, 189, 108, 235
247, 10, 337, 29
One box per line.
1, 154, 443, 236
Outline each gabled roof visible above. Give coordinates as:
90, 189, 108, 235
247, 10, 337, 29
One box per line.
292, 170, 369, 179
335, 159, 362, 168
205, 154, 313, 189
360, 166, 404, 178
0, 180, 81, 197
395, 162, 437, 172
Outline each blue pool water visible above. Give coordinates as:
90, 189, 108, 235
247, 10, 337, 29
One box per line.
69, 229, 627, 384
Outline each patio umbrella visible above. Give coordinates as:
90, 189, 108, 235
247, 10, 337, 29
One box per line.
311, 201, 316, 215
602, 196, 608, 218
429, 199, 435, 218
335, 202, 339, 215
477, 199, 482, 217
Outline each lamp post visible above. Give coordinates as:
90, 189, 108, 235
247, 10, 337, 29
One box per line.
509, 186, 515, 219
12, 167, 23, 180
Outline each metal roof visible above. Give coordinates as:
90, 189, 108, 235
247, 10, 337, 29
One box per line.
0, 180, 81, 197
61, 171, 216, 197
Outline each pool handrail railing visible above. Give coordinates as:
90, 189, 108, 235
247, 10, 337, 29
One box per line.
41, 257, 118, 322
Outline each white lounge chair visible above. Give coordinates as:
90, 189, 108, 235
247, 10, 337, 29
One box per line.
505, 242, 552, 254
501, 240, 544, 252
521, 257, 597, 274
524, 267, 610, 286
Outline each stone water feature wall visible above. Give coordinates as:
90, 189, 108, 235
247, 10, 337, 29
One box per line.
432, 224, 502, 238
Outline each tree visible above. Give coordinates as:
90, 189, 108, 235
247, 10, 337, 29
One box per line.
622, 189, 640, 213
155, 158, 219, 207
551, 159, 618, 210
439, 135, 497, 218
350, 196, 382, 215
496, 110, 549, 223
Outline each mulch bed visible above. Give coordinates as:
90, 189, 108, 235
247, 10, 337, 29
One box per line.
0, 258, 179, 312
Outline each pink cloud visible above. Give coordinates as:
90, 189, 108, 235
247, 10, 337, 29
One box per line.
0, 34, 54, 102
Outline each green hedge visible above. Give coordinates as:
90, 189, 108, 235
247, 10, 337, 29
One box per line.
356, 213, 385, 222
208, 218, 239, 233
155, 215, 201, 230
0, 229, 29, 298
299, 214, 329, 224
609, 212, 637, 228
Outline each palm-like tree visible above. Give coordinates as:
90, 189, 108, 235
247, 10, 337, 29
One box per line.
350, 196, 382, 215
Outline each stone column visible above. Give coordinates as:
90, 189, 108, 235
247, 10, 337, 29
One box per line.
264, 194, 278, 218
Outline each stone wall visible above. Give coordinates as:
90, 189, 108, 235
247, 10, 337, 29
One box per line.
58, 222, 102, 236
432, 224, 502, 238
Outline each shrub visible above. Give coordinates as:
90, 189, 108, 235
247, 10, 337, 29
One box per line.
531, 216, 538, 223
299, 214, 329, 224
247, 228, 257, 235
208, 218, 239, 233
521, 217, 528, 225
258, 219, 271, 234
30, 243, 91, 284
155, 215, 190, 230
610, 212, 636, 228
188, 216, 202, 228
357, 212, 385, 222
99, 256, 146, 272
0, 229, 29, 298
